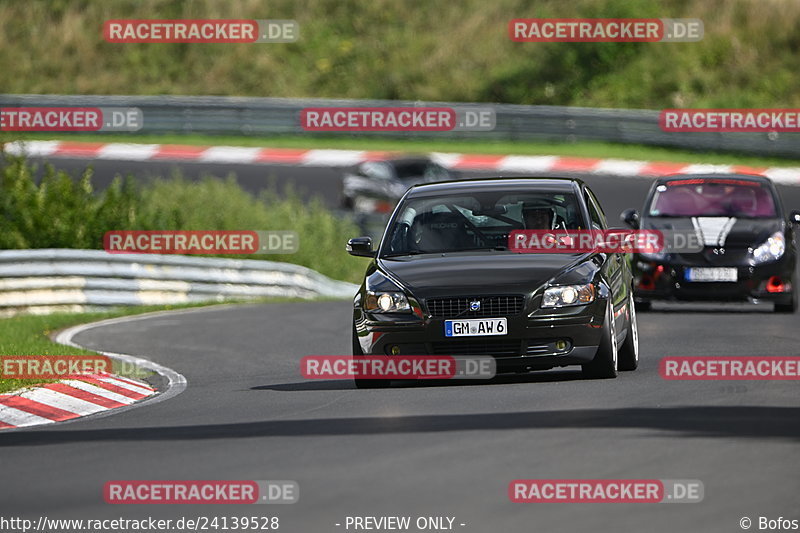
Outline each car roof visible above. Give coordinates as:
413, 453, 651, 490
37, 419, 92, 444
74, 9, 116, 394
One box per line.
655, 173, 774, 185
405, 177, 585, 198
389, 156, 434, 164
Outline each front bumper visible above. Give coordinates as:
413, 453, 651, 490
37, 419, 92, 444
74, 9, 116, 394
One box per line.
354, 297, 608, 372
632, 255, 795, 304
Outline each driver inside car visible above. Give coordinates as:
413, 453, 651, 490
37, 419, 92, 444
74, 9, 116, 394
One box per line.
522, 206, 555, 230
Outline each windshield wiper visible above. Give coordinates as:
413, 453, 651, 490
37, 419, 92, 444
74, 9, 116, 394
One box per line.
381, 250, 425, 258
448, 246, 509, 252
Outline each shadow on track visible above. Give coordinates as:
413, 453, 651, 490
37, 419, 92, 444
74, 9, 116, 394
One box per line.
3, 406, 799, 446
253, 369, 586, 392
644, 303, 775, 314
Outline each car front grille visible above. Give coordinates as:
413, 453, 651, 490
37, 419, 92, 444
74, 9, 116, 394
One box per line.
430, 339, 569, 358
426, 295, 525, 318
431, 339, 522, 357
525, 341, 553, 356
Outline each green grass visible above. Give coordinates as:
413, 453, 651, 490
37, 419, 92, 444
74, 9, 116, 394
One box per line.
6, 133, 800, 168
0, 303, 200, 393
2, 0, 800, 109
0, 298, 306, 394
0, 154, 371, 283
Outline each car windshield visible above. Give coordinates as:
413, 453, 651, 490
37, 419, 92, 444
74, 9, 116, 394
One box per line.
648, 179, 777, 218
381, 190, 584, 256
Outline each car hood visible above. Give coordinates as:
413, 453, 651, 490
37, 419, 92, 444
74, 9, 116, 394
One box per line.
643, 216, 783, 247
378, 252, 594, 298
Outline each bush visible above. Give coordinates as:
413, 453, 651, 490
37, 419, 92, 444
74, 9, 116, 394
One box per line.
2, 0, 800, 108
0, 155, 369, 283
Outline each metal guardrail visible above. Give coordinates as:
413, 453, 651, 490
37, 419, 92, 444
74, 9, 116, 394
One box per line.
0, 249, 358, 316
2, 94, 799, 158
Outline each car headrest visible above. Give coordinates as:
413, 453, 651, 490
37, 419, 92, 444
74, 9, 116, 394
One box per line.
411, 211, 470, 251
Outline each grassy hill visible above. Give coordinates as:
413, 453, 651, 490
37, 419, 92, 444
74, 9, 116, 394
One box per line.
2, 0, 799, 109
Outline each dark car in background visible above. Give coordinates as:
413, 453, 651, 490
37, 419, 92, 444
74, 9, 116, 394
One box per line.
341, 156, 453, 213
621, 174, 800, 312
347, 177, 639, 388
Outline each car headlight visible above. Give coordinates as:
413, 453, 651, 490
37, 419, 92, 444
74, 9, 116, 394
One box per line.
541, 283, 596, 308
365, 291, 411, 313
751, 232, 785, 265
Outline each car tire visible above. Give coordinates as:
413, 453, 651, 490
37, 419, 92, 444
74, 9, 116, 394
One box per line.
635, 300, 652, 311
774, 294, 797, 313
774, 272, 797, 313
617, 292, 639, 371
582, 301, 619, 379
352, 325, 390, 389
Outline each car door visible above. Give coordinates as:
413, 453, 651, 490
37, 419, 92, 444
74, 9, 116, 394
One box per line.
584, 186, 628, 334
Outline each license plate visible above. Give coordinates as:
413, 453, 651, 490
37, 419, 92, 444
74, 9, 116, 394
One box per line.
685, 267, 738, 282
444, 318, 507, 337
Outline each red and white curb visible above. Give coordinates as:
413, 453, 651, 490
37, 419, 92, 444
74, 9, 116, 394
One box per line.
0, 309, 192, 431
0, 374, 155, 429
5, 140, 800, 185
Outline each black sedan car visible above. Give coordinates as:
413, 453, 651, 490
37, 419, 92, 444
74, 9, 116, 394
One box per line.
621, 174, 799, 312
341, 156, 453, 213
346, 177, 639, 388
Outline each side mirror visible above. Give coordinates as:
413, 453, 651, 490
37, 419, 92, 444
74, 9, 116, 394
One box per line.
790, 210, 800, 225
620, 208, 640, 229
346, 236, 375, 258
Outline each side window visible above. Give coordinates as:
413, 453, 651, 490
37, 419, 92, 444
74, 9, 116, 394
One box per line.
585, 189, 607, 230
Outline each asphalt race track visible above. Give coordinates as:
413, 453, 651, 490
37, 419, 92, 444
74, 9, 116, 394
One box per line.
22, 153, 800, 215
2, 156, 800, 533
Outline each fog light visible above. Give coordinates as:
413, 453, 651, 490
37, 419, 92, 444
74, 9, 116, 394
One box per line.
639, 274, 655, 290
767, 276, 786, 293
390, 345, 401, 355
555, 340, 568, 351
